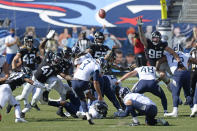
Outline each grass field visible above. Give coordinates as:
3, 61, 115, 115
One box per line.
0, 78, 197, 131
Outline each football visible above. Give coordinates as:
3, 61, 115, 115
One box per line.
98, 9, 106, 19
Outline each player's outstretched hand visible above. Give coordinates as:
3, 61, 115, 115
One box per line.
136, 16, 143, 26
46, 30, 55, 39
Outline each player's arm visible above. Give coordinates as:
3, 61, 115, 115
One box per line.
39, 30, 55, 57
116, 70, 138, 84
39, 38, 48, 57
155, 56, 167, 71
24, 78, 34, 85
165, 46, 181, 62
59, 73, 73, 81
12, 53, 22, 70
0, 62, 9, 84
114, 100, 137, 118
137, 17, 148, 48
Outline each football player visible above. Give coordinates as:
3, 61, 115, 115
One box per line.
72, 52, 103, 124
114, 87, 169, 126
137, 17, 181, 90
12, 35, 41, 111
116, 63, 168, 114
87, 31, 110, 59
0, 68, 40, 123
20, 52, 72, 118
156, 46, 197, 117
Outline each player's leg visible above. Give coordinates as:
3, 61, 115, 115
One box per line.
46, 76, 67, 117
164, 75, 181, 117
9, 95, 27, 123
145, 105, 158, 126
182, 71, 193, 107
21, 87, 43, 117
72, 80, 94, 125
103, 76, 122, 111
151, 83, 168, 113
190, 83, 197, 117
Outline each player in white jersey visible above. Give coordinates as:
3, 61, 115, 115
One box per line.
114, 87, 169, 126
72, 54, 103, 125
156, 48, 197, 117
116, 65, 168, 114
0, 55, 9, 84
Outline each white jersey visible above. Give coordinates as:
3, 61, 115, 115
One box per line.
74, 58, 100, 81
0, 55, 6, 77
74, 53, 93, 65
123, 93, 156, 106
134, 66, 156, 80
165, 52, 189, 74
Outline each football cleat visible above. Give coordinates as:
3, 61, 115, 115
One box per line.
56, 108, 66, 117
157, 118, 169, 126
20, 112, 26, 118
15, 118, 28, 123
190, 104, 197, 117
129, 122, 140, 126
88, 119, 94, 125
33, 104, 40, 111
164, 112, 178, 117
64, 112, 71, 117
6, 104, 13, 114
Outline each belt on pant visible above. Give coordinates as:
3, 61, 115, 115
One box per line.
73, 78, 82, 81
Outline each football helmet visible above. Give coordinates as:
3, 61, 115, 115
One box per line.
24, 36, 33, 50
151, 31, 161, 45
61, 47, 72, 59
51, 52, 63, 66
94, 31, 104, 45
21, 67, 32, 78
119, 87, 131, 99
173, 44, 183, 53
94, 101, 108, 117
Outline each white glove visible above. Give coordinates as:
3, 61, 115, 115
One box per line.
46, 30, 55, 39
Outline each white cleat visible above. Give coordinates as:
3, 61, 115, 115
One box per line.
15, 118, 28, 123
190, 104, 197, 117
164, 112, 178, 117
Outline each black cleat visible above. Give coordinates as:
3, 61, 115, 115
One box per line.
56, 107, 66, 117
33, 104, 40, 111
6, 104, 13, 114
88, 119, 94, 125
20, 112, 26, 118
129, 122, 140, 126
43, 90, 49, 102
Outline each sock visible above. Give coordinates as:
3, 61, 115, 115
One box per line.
133, 117, 139, 123
85, 112, 91, 120
172, 107, 178, 114
14, 105, 21, 118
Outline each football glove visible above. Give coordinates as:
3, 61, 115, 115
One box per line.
46, 30, 55, 39
136, 16, 143, 26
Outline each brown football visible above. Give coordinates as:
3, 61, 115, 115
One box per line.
98, 9, 106, 19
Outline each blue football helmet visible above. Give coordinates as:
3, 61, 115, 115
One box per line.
119, 87, 131, 99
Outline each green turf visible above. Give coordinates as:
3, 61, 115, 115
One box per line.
0, 78, 197, 131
